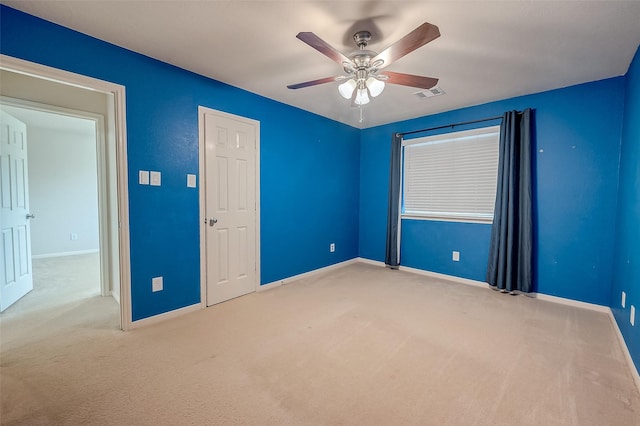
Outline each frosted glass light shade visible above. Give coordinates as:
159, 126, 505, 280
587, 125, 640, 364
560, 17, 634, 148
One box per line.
366, 77, 385, 97
338, 79, 357, 99
354, 88, 370, 105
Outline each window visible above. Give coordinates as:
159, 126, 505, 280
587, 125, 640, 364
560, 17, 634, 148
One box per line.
402, 126, 500, 223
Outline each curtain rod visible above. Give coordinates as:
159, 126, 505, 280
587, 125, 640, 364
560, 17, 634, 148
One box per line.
398, 114, 508, 138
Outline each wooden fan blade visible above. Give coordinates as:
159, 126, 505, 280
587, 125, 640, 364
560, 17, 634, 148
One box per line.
382, 71, 438, 89
296, 32, 351, 66
372, 22, 440, 69
287, 76, 338, 90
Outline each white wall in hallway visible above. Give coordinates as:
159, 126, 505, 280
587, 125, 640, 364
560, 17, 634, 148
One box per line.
28, 125, 100, 257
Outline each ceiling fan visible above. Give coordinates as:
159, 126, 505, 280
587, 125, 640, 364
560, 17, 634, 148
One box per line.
287, 22, 440, 106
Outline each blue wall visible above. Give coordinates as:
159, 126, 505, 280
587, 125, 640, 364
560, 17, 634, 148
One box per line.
360, 78, 625, 306
401, 220, 492, 281
612, 46, 640, 370
0, 6, 360, 320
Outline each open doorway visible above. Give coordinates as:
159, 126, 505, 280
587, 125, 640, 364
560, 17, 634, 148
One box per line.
0, 104, 107, 318
0, 55, 131, 330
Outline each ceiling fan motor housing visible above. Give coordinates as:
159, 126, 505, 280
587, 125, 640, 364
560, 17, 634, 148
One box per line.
353, 30, 372, 48
350, 50, 378, 69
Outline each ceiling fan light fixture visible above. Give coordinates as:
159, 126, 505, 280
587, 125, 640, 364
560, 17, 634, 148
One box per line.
288, 22, 441, 115
366, 77, 385, 97
354, 87, 370, 105
338, 79, 357, 99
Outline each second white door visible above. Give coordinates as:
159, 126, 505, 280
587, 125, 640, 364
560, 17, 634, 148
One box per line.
0, 110, 33, 311
203, 110, 258, 306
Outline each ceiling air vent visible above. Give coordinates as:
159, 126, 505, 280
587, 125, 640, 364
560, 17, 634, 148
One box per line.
414, 86, 445, 99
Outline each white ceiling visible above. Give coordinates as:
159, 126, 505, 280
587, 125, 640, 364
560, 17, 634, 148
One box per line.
4, 1, 640, 129
1, 105, 96, 136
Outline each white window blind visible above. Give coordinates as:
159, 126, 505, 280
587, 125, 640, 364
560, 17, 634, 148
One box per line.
402, 126, 500, 223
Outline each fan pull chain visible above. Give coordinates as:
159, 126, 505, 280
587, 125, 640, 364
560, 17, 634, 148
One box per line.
359, 106, 364, 123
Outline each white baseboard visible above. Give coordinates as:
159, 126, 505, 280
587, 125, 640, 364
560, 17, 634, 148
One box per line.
609, 310, 640, 393
399, 265, 489, 289
130, 303, 201, 329
356, 257, 487, 287
32, 249, 99, 259
532, 292, 609, 313
259, 258, 359, 292
257, 279, 284, 292
356, 257, 386, 267
356, 258, 488, 289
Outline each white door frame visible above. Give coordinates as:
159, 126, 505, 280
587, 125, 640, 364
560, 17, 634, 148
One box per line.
0, 54, 133, 331
198, 106, 261, 307
0, 96, 111, 297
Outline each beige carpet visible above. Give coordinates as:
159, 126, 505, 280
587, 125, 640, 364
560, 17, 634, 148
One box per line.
1, 262, 638, 425
2, 253, 102, 316
1, 253, 110, 347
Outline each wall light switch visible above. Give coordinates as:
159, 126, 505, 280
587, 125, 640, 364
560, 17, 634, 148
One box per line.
150, 171, 161, 186
139, 170, 150, 185
631, 305, 635, 326
187, 174, 197, 188
622, 291, 626, 308
152, 276, 163, 292
452, 251, 460, 262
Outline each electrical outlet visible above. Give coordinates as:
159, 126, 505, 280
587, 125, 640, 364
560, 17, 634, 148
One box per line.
187, 174, 197, 188
152, 276, 163, 292
452, 251, 460, 262
631, 305, 635, 326
622, 291, 626, 308
330, 243, 335, 253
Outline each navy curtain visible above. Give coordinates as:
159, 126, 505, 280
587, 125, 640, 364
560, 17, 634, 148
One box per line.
385, 133, 403, 268
487, 109, 533, 292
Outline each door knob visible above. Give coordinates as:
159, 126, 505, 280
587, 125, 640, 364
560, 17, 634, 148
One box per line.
209, 217, 218, 227
26, 213, 35, 220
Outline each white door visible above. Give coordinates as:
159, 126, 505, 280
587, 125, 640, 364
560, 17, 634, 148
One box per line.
204, 111, 257, 306
0, 110, 33, 311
